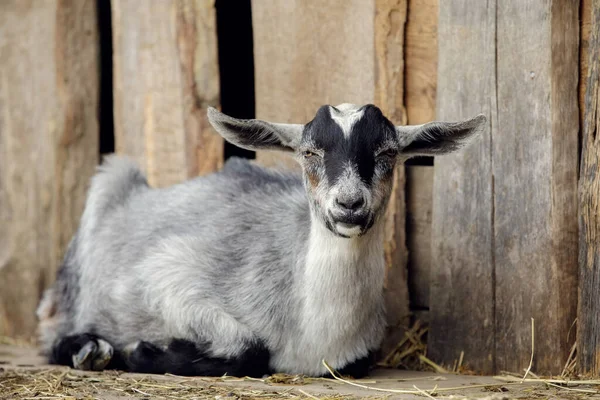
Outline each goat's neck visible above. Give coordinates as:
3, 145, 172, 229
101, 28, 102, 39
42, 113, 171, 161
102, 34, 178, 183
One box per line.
300, 217, 386, 329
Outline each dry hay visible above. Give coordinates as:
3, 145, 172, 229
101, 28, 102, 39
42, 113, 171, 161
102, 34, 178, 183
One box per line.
2, 318, 600, 399
377, 320, 453, 374
0, 367, 387, 400
5, 366, 600, 400
365, 319, 600, 398
380, 318, 581, 378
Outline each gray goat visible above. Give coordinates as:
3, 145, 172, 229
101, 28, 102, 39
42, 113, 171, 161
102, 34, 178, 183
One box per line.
37, 103, 485, 378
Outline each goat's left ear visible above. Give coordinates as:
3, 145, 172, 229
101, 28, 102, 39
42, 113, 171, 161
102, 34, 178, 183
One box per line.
395, 114, 486, 157
207, 107, 304, 152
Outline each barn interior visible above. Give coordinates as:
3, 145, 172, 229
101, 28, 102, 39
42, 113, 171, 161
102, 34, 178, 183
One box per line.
1, 0, 600, 399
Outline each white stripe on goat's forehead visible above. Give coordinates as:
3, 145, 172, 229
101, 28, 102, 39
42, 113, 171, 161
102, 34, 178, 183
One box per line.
329, 104, 365, 138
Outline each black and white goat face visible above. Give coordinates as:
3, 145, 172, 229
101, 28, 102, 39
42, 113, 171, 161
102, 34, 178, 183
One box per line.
208, 103, 485, 238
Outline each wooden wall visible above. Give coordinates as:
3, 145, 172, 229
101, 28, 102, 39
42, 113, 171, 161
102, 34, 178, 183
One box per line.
112, 0, 222, 187
0, 0, 99, 338
0, 0, 221, 338
429, 1, 580, 375
578, 0, 600, 376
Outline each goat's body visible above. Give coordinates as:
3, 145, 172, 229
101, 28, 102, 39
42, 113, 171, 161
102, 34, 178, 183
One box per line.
39, 156, 386, 376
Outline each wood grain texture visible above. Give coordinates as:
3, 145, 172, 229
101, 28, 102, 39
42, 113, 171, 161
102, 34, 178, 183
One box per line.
112, 0, 221, 187
494, 0, 579, 375
431, 0, 579, 374
580, 0, 593, 127
578, 0, 600, 377
404, 0, 437, 316
252, 0, 376, 170
405, 0, 437, 125
0, 0, 99, 338
375, 0, 411, 358
406, 166, 433, 311
252, 0, 410, 357
429, 0, 496, 374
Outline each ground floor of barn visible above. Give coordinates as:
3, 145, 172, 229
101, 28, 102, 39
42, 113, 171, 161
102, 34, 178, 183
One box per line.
2, 343, 599, 399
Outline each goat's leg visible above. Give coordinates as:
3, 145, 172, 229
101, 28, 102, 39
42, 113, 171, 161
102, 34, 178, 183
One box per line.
120, 303, 270, 376
325, 351, 376, 379
50, 333, 127, 371
122, 338, 270, 377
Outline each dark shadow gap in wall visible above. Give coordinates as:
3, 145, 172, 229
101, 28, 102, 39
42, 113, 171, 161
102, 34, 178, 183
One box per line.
405, 157, 434, 166
97, 0, 115, 156
215, 0, 256, 160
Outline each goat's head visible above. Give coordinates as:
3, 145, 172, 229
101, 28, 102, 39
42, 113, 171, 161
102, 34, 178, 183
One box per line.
208, 104, 486, 238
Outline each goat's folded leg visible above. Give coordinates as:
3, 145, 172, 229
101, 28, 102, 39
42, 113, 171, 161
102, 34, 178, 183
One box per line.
117, 300, 271, 376
122, 338, 270, 377
50, 333, 122, 371
323, 351, 376, 379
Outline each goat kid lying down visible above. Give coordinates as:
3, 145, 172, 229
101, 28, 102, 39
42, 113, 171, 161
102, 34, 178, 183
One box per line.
37, 103, 485, 378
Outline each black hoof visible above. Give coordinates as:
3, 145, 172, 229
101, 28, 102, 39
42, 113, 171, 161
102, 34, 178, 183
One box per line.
51, 333, 114, 371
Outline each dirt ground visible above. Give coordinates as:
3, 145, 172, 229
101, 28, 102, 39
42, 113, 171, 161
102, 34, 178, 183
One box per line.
1, 344, 598, 399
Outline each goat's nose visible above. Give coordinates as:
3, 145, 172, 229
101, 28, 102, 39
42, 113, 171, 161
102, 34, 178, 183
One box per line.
335, 195, 365, 211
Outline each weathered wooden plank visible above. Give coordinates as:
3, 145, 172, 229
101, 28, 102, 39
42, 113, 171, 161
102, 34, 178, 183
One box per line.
580, 0, 593, 127
252, 0, 410, 357
406, 166, 433, 311
494, 1, 579, 375
0, 0, 99, 338
375, 0, 410, 358
404, 0, 437, 316
405, 0, 437, 125
431, 0, 579, 374
578, 0, 600, 377
380, 167, 409, 357
252, 0, 376, 170
112, 0, 221, 187
429, 0, 496, 374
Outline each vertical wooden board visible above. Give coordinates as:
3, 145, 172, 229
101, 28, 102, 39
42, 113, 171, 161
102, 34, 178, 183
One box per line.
578, 0, 600, 376
251, 0, 376, 170
580, 0, 593, 127
112, 0, 221, 187
374, 0, 408, 125
375, 0, 411, 357
380, 166, 409, 357
405, 0, 437, 125
429, 1, 496, 373
494, 1, 579, 374
0, 0, 99, 337
404, 0, 437, 317
406, 166, 433, 311
548, 0, 580, 374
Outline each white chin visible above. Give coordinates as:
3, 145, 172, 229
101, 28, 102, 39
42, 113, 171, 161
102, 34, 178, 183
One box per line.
335, 222, 362, 237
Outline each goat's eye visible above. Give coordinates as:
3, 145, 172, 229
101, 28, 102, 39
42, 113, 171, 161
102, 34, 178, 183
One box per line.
303, 150, 316, 159
377, 149, 398, 159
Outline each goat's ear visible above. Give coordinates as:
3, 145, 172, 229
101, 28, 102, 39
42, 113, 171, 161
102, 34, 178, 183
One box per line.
395, 114, 486, 157
207, 107, 304, 152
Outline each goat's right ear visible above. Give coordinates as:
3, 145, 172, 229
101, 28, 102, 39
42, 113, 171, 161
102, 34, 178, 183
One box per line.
395, 114, 486, 157
207, 107, 304, 152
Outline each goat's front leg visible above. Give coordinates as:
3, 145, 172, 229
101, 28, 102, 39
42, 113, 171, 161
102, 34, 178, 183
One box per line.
50, 333, 127, 371
122, 338, 270, 377
123, 306, 271, 377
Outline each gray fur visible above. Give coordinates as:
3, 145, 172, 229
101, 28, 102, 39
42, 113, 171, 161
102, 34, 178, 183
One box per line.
38, 104, 485, 376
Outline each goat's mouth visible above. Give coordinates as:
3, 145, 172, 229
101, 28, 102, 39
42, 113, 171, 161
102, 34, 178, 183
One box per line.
334, 222, 363, 237
327, 212, 373, 238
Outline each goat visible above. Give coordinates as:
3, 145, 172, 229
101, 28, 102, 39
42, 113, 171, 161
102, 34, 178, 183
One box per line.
37, 103, 485, 378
